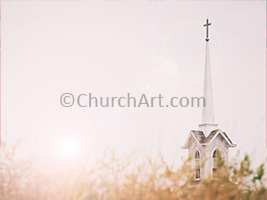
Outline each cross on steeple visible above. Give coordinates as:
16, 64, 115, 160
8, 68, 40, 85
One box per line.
203, 19, 212, 42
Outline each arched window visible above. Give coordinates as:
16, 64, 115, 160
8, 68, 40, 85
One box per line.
212, 149, 221, 177
195, 150, 201, 180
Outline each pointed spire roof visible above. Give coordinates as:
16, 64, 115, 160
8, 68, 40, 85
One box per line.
199, 19, 218, 136
201, 42, 216, 124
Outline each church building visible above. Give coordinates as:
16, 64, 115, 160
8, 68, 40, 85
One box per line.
181, 19, 236, 180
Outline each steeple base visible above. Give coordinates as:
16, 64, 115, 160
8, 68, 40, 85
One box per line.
199, 123, 218, 136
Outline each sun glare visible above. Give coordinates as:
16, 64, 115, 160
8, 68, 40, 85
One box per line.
59, 140, 77, 157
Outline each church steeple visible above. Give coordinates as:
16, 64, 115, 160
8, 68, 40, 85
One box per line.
199, 19, 218, 136
181, 19, 236, 180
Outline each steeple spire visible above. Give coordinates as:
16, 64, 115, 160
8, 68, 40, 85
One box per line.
199, 19, 218, 135
182, 19, 236, 180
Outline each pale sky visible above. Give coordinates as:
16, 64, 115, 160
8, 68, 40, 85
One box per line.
2, 1, 266, 168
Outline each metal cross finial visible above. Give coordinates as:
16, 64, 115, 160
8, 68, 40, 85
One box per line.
203, 19, 212, 42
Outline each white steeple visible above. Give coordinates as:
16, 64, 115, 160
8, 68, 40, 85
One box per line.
182, 19, 236, 180
199, 19, 218, 136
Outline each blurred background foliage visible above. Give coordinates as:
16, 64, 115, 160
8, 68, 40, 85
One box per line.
0, 139, 266, 200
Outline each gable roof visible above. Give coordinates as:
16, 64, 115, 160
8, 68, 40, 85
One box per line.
191, 130, 206, 143
181, 129, 236, 149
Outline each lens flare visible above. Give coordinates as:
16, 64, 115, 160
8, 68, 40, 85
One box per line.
59, 140, 77, 157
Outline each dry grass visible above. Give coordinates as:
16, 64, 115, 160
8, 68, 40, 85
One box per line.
0, 141, 266, 200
